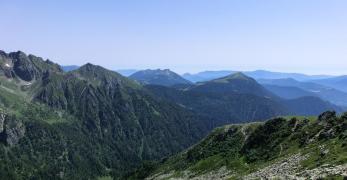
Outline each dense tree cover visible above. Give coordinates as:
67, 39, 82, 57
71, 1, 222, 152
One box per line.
0, 51, 211, 179
146, 85, 286, 126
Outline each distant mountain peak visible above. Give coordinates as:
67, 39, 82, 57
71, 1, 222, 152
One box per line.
77, 63, 122, 78
80, 62, 99, 69
212, 72, 255, 83
227, 72, 250, 80
141, 68, 173, 74
77, 63, 117, 75
129, 69, 192, 86
191, 72, 278, 99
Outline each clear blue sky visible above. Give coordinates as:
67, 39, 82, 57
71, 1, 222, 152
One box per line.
1, 0, 346, 74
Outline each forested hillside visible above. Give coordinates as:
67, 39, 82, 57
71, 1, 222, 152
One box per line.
0, 50, 211, 179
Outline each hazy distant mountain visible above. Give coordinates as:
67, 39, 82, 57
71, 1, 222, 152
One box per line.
182, 70, 235, 82
311, 75, 347, 93
61, 65, 79, 72
259, 78, 347, 107
189, 72, 277, 99
147, 72, 299, 126
147, 73, 341, 127
183, 70, 334, 82
263, 84, 316, 99
189, 73, 341, 115
284, 96, 341, 116
259, 78, 327, 89
130, 69, 192, 86
245, 70, 332, 81
115, 69, 138, 76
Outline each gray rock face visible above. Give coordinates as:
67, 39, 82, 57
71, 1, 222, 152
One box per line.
0, 51, 15, 78
0, 50, 63, 82
298, 164, 347, 179
11, 51, 38, 81
318, 111, 336, 122
4, 119, 25, 146
0, 111, 25, 146
0, 113, 5, 132
244, 153, 309, 180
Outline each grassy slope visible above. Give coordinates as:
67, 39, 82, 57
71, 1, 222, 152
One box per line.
133, 112, 347, 179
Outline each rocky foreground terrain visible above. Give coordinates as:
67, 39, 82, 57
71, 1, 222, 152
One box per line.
129, 111, 347, 180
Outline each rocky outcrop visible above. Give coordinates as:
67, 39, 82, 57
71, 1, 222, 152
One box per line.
147, 167, 232, 180
244, 153, 309, 180
11, 51, 39, 81
0, 50, 62, 82
243, 153, 347, 180
0, 112, 5, 132
0, 111, 25, 146
298, 164, 347, 179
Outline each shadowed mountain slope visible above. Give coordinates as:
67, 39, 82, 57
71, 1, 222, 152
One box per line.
0, 50, 211, 179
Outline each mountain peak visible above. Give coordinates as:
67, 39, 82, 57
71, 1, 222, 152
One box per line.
72, 63, 140, 89
77, 63, 110, 74
212, 72, 254, 83
228, 72, 249, 79
192, 72, 277, 98
81, 62, 98, 68
8, 51, 27, 59
0, 50, 62, 81
141, 68, 173, 74
77, 63, 118, 77
130, 69, 192, 86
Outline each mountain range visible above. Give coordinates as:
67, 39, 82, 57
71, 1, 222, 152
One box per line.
311, 76, 347, 93
0, 50, 211, 179
259, 78, 347, 107
1, 50, 346, 179
182, 70, 334, 83
64, 67, 347, 94
145, 72, 341, 126
62, 66, 138, 77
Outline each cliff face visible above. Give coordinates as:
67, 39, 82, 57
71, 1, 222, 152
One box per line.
0, 50, 62, 81
0, 110, 25, 146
